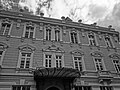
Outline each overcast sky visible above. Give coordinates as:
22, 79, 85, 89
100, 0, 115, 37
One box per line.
12, 0, 120, 32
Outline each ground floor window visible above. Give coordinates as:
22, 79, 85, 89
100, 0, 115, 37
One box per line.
100, 86, 113, 90
75, 86, 91, 90
12, 85, 30, 90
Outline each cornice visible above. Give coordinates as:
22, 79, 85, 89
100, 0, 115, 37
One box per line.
0, 10, 118, 35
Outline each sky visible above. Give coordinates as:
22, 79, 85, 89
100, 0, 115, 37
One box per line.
1, 0, 120, 32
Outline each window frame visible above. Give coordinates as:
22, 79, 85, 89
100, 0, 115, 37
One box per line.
23, 22, 36, 39
100, 86, 113, 90
0, 19, 13, 36
12, 85, 31, 90
87, 32, 96, 46
104, 35, 113, 48
73, 55, 83, 71
112, 59, 120, 73
70, 31, 78, 44
93, 57, 105, 71
74, 86, 92, 90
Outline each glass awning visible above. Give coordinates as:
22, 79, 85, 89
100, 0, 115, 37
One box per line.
34, 67, 81, 79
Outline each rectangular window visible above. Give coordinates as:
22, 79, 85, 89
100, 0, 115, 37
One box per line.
88, 34, 96, 46
20, 53, 31, 69
0, 50, 3, 61
75, 86, 91, 90
45, 55, 52, 68
71, 32, 78, 43
55, 55, 62, 68
113, 60, 120, 72
73, 56, 83, 71
0, 23, 11, 36
46, 29, 51, 40
25, 26, 34, 38
12, 85, 30, 90
104, 37, 113, 47
55, 30, 60, 41
100, 86, 113, 90
94, 58, 104, 71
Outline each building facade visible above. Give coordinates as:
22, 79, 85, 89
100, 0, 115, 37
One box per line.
0, 8, 120, 90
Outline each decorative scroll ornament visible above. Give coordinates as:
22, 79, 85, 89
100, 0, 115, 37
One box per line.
26, 22, 34, 27
2, 18, 11, 24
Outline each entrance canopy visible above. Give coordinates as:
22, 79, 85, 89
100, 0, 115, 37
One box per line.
34, 67, 81, 80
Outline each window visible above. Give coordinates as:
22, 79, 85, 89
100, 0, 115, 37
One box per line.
104, 36, 113, 47
55, 30, 60, 41
25, 26, 34, 38
94, 58, 104, 71
113, 60, 120, 72
17, 44, 35, 69
75, 86, 91, 90
88, 34, 96, 46
20, 52, 32, 69
12, 85, 30, 90
71, 32, 78, 43
45, 55, 52, 68
44, 54, 63, 68
46, 29, 51, 40
0, 23, 11, 36
100, 86, 113, 90
55, 55, 62, 68
73, 56, 83, 71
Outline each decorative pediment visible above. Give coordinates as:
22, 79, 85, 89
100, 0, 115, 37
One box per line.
0, 42, 8, 49
45, 24, 52, 30
71, 49, 84, 56
88, 31, 94, 36
42, 45, 64, 53
65, 17, 72, 22
109, 53, 120, 59
91, 51, 103, 57
54, 26, 60, 31
71, 28, 77, 33
26, 22, 34, 27
2, 18, 11, 24
18, 44, 36, 52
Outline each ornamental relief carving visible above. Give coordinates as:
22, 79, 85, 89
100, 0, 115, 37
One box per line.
70, 49, 84, 56
2, 18, 11, 24
109, 53, 120, 59
91, 51, 103, 57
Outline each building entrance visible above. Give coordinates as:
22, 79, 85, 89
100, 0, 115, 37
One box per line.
47, 87, 60, 90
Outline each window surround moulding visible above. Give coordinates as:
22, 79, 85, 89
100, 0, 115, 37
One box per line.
91, 51, 103, 57
109, 53, 120, 59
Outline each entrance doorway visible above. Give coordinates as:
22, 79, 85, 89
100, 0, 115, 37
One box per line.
47, 87, 60, 90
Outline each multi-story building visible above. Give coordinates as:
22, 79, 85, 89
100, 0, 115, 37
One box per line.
0, 5, 120, 90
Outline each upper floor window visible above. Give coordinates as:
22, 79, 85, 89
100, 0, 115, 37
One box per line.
94, 58, 104, 71
0, 18, 11, 36
109, 53, 120, 73
100, 86, 113, 90
12, 85, 30, 90
70, 32, 78, 43
55, 30, 60, 41
25, 26, 34, 38
91, 51, 105, 71
24, 22, 35, 38
88, 32, 96, 46
17, 44, 35, 69
113, 60, 120, 72
104, 35, 113, 47
43, 45, 64, 68
75, 86, 91, 90
71, 49, 84, 71
46, 29, 51, 40
73, 56, 83, 71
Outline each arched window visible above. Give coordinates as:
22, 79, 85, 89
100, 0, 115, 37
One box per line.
91, 51, 105, 71
17, 44, 35, 69
87, 32, 96, 46
109, 53, 120, 73
71, 49, 84, 71
70, 30, 78, 44
0, 42, 8, 66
